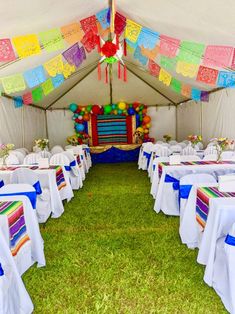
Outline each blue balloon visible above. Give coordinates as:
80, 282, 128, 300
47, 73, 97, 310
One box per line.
69, 103, 78, 112
75, 124, 85, 132
128, 108, 135, 115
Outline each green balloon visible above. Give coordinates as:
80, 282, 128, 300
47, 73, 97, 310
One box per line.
86, 105, 92, 113
104, 104, 112, 114
80, 111, 85, 116
139, 116, 143, 121
140, 105, 144, 110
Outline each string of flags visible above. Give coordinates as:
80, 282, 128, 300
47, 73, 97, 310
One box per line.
1, 8, 235, 108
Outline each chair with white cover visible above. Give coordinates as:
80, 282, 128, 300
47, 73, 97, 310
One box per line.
169, 140, 178, 145
50, 145, 64, 155
203, 154, 218, 161
82, 144, 92, 169
62, 151, 83, 189
139, 142, 154, 170
180, 155, 201, 162
212, 222, 235, 314
182, 145, 197, 156
15, 148, 28, 156
197, 142, 204, 150
156, 141, 164, 144
11, 168, 51, 223
204, 145, 218, 155
178, 142, 187, 149
179, 174, 217, 248
183, 140, 190, 145
0, 222, 34, 314
149, 146, 171, 180
161, 143, 170, 147
169, 145, 182, 154
37, 151, 51, 159
221, 151, 235, 161
10, 151, 25, 164
70, 145, 88, 174
24, 153, 40, 165
150, 156, 170, 198
1, 154, 20, 166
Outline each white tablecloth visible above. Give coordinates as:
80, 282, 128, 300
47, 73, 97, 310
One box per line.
153, 163, 235, 214
0, 195, 45, 276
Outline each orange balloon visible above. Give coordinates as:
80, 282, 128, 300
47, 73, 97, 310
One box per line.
143, 115, 151, 124
142, 108, 147, 114
83, 114, 90, 121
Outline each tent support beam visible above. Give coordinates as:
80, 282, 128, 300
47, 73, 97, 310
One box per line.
1, 92, 44, 110
125, 64, 177, 105
45, 63, 99, 110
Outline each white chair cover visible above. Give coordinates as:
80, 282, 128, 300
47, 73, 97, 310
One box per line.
203, 154, 218, 161
82, 144, 92, 169
62, 152, 83, 189
156, 140, 164, 144
73, 145, 88, 174
10, 151, 25, 164
11, 168, 51, 223
183, 140, 190, 144
3, 154, 20, 166
50, 145, 64, 155
197, 142, 204, 150
139, 142, 153, 171
182, 145, 197, 156
148, 146, 171, 180
0, 220, 34, 314
169, 140, 178, 145
24, 153, 40, 165
180, 155, 201, 162
221, 151, 235, 161
170, 145, 182, 154
212, 223, 235, 314
37, 151, 52, 159
150, 156, 170, 198
204, 145, 218, 155
15, 148, 28, 157
178, 142, 187, 149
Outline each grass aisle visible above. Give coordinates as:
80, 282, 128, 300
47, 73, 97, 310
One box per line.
23, 163, 226, 314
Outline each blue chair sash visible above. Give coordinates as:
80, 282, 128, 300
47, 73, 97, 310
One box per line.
0, 263, 4, 276
85, 148, 90, 153
225, 234, 235, 246
33, 180, 42, 195
0, 191, 37, 209
65, 160, 77, 171
165, 174, 179, 190
81, 155, 84, 160
0, 180, 4, 188
143, 152, 151, 167
179, 185, 192, 199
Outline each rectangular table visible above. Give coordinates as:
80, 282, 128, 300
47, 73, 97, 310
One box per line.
154, 161, 235, 214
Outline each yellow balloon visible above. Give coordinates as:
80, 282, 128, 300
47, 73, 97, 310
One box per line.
146, 123, 151, 128
144, 129, 149, 134
113, 110, 118, 115
118, 102, 126, 110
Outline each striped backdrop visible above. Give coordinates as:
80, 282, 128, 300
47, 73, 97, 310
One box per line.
97, 115, 128, 145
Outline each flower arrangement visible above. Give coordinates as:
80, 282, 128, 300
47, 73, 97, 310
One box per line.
67, 132, 90, 145
163, 134, 172, 143
188, 135, 202, 146
35, 138, 49, 150
0, 143, 14, 165
211, 137, 234, 161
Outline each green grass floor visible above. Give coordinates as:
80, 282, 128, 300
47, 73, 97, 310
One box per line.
23, 163, 227, 313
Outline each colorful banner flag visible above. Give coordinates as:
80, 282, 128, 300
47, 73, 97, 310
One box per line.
231, 49, 235, 70
170, 78, 181, 93
141, 45, 159, 60
52, 74, 64, 88
13, 96, 23, 108
96, 9, 110, 30
62, 44, 84, 68
81, 30, 99, 53
191, 88, 201, 101
176, 60, 198, 78
217, 71, 235, 87
137, 27, 159, 50
148, 59, 160, 76
159, 68, 172, 86
80, 15, 98, 34
32, 86, 43, 103
44, 55, 64, 77
23, 65, 46, 88
39, 28, 65, 52
114, 12, 126, 35
181, 84, 191, 98
159, 35, 180, 58
200, 91, 210, 102
178, 41, 205, 64
203, 45, 233, 68
22, 92, 33, 105
60, 23, 83, 45
1, 74, 26, 94
12, 34, 41, 58
0, 39, 16, 62
62, 63, 76, 79
196, 65, 218, 85
160, 55, 177, 71
133, 46, 148, 65
125, 19, 142, 43
41, 78, 54, 96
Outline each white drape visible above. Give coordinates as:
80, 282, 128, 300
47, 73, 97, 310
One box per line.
0, 98, 46, 150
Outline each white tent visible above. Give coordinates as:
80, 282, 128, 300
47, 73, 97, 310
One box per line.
0, 0, 234, 149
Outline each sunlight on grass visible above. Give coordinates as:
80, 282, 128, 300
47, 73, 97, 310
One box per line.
23, 163, 226, 313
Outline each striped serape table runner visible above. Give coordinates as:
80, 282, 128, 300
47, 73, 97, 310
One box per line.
0, 165, 66, 191
0, 201, 30, 256
196, 186, 235, 229
158, 161, 235, 180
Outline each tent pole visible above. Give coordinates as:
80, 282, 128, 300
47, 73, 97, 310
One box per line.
45, 63, 99, 110
45, 111, 49, 139
1, 92, 44, 110
124, 64, 176, 105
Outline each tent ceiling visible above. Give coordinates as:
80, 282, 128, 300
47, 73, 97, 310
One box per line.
0, 0, 233, 109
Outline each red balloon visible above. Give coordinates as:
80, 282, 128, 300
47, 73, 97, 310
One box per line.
92, 105, 101, 115
75, 118, 84, 124
133, 102, 139, 110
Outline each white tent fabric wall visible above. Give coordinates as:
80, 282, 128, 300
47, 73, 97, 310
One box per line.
0, 98, 46, 149
177, 89, 235, 144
